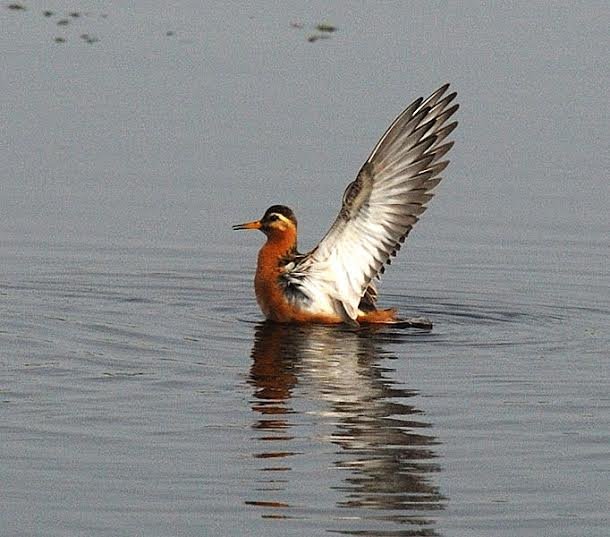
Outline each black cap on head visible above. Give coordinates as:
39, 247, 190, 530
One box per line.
262, 205, 297, 227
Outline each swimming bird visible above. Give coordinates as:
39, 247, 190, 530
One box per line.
233, 84, 458, 326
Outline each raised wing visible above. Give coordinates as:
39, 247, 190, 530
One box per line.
285, 84, 459, 321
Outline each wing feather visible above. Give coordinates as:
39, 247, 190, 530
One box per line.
285, 84, 459, 321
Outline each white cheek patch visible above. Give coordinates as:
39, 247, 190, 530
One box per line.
271, 213, 294, 230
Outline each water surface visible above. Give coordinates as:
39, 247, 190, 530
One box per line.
1, 2, 608, 536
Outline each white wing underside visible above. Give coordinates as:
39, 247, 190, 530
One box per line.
282, 84, 459, 321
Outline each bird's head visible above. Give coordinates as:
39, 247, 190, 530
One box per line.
233, 205, 298, 238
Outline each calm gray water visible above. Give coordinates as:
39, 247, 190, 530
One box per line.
2, 2, 609, 536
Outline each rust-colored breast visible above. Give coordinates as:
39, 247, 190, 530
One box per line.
253, 236, 341, 324
254, 242, 289, 320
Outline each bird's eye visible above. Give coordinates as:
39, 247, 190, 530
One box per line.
269, 214, 279, 221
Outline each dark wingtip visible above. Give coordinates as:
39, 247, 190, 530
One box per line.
422, 83, 451, 107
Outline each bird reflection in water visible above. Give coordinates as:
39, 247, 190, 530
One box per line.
246, 321, 445, 535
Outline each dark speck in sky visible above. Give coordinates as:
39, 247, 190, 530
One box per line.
307, 34, 331, 43
316, 23, 337, 33
7, 3, 26, 10
80, 33, 99, 44
293, 21, 338, 43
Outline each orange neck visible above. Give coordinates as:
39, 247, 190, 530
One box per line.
254, 227, 298, 319
261, 227, 297, 257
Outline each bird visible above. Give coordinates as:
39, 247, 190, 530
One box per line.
233, 83, 458, 326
